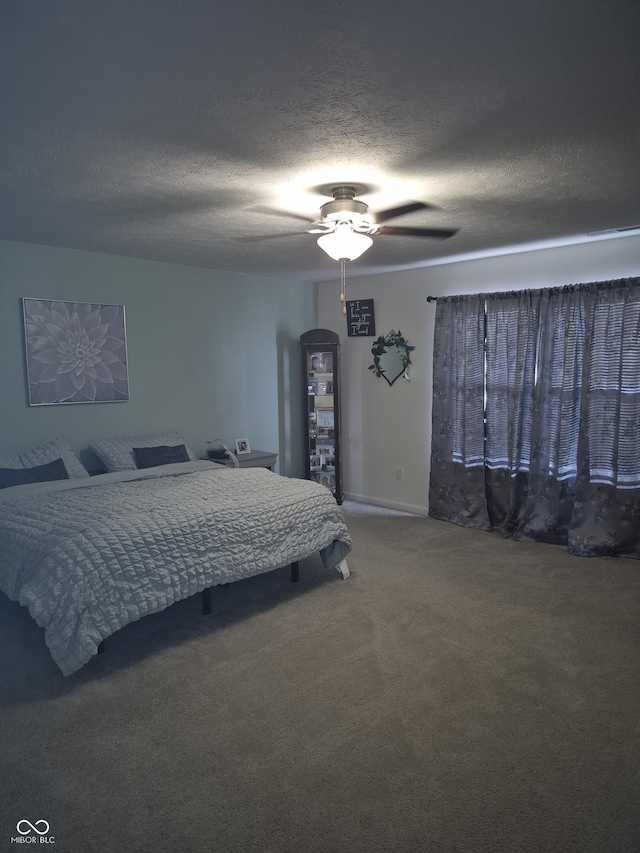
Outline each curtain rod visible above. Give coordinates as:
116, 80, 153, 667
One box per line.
427, 279, 639, 305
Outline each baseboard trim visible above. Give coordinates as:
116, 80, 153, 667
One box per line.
343, 492, 430, 516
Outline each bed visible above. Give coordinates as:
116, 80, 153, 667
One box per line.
0, 437, 352, 676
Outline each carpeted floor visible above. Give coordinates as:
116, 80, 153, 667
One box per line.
1, 501, 639, 853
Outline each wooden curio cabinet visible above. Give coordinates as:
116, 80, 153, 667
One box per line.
300, 329, 343, 504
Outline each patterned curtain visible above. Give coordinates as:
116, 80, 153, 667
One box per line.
484, 286, 585, 545
428, 294, 489, 529
429, 278, 640, 558
569, 280, 640, 557
483, 289, 541, 537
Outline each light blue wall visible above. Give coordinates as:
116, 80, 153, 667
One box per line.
0, 240, 317, 475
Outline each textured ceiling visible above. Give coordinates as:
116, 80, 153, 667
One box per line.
1, 0, 639, 282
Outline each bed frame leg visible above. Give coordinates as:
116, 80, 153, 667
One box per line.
291, 561, 299, 583
97, 641, 105, 655
202, 586, 212, 615
336, 558, 350, 580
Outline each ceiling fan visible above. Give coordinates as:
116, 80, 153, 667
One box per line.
308, 185, 458, 261
248, 185, 458, 261
247, 185, 458, 312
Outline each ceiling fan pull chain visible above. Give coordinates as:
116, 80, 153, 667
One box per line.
341, 259, 347, 315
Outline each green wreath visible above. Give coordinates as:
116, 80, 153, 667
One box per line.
368, 330, 415, 384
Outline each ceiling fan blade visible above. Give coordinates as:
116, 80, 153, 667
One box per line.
373, 201, 433, 223
235, 231, 303, 242
376, 225, 458, 239
248, 205, 312, 224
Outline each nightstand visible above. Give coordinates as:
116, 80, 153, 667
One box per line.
225, 450, 278, 470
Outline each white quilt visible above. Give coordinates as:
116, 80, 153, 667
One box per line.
0, 462, 351, 675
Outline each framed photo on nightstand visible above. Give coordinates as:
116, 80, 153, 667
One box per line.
234, 438, 251, 455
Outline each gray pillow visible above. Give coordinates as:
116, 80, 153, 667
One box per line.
133, 444, 190, 469
0, 438, 89, 480
90, 431, 196, 472
0, 457, 69, 489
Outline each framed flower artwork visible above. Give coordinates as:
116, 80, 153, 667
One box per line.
22, 298, 130, 405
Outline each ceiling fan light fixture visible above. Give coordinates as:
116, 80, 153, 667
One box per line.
316, 224, 373, 261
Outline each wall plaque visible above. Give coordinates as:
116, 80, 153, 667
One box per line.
346, 299, 375, 337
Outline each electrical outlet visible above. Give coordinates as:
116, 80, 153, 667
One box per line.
396, 467, 404, 481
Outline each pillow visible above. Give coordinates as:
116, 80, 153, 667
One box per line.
90, 431, 196, 472
0, 438, 89, 480
133, 444, 190, 469
0, 457, 69, 489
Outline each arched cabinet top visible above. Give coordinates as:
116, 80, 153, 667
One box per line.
300, 328, 340, 346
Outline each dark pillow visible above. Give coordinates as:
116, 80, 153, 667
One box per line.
132, 444, 190, 469
0, 457, 70, 490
